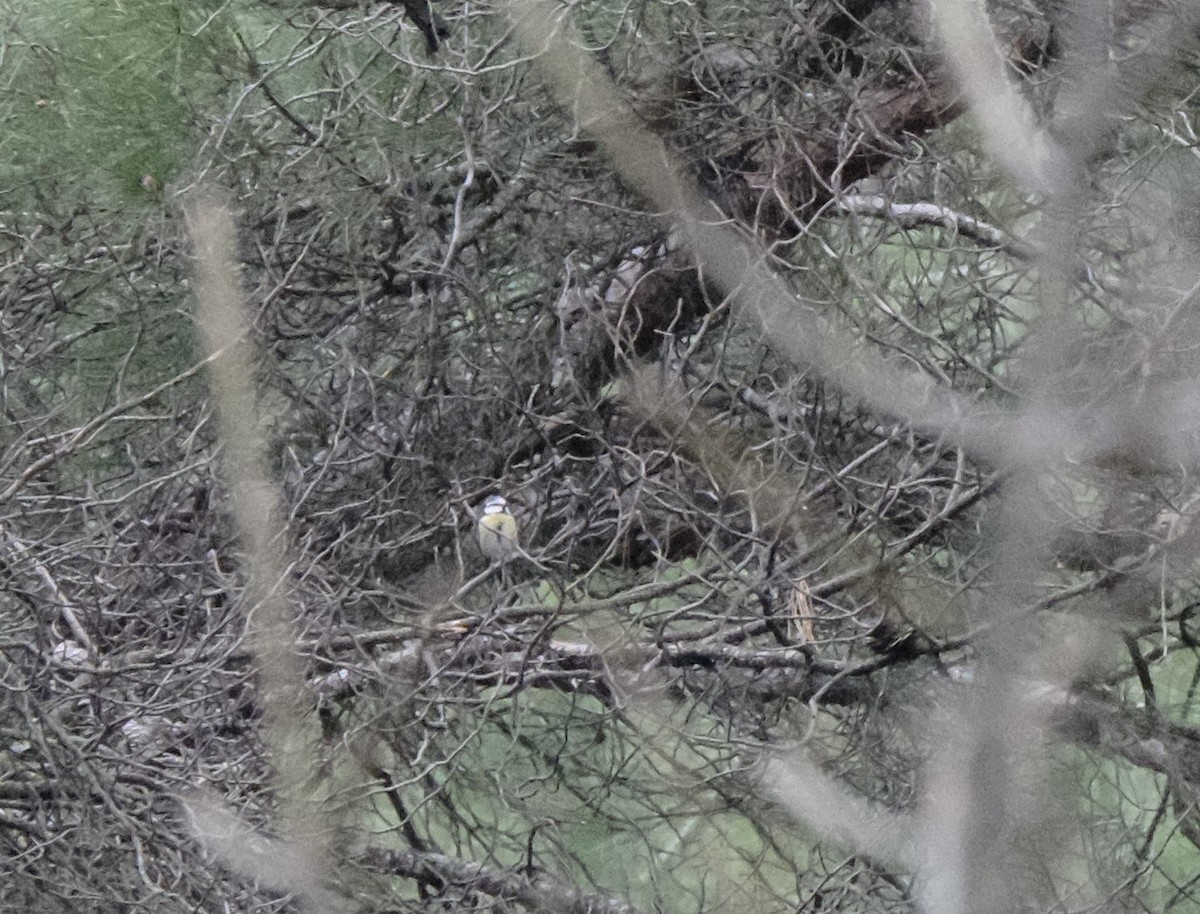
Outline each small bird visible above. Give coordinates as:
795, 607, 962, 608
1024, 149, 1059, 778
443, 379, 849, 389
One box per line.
477, 494, 520, 562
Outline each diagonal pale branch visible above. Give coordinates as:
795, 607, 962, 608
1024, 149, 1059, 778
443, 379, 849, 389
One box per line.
186, 194, 334, 909
501, 0, 1064, 468
929, 0, 1070, 195
763, 753, 920, 870
180, 791, 340, 911
837, 194, 1037, 261
505, 0, 1200, 476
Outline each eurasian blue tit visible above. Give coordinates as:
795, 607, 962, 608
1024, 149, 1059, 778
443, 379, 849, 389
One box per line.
478, 494, 520, 562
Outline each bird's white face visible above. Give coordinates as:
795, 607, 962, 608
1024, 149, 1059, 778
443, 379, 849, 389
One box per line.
478, 495, 519, 561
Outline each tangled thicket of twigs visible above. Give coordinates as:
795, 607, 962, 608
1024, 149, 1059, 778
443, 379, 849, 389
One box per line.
6, 1, 1200, 912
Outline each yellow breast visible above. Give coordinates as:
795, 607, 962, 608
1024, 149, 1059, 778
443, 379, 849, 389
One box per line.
478, 510, 519, 561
